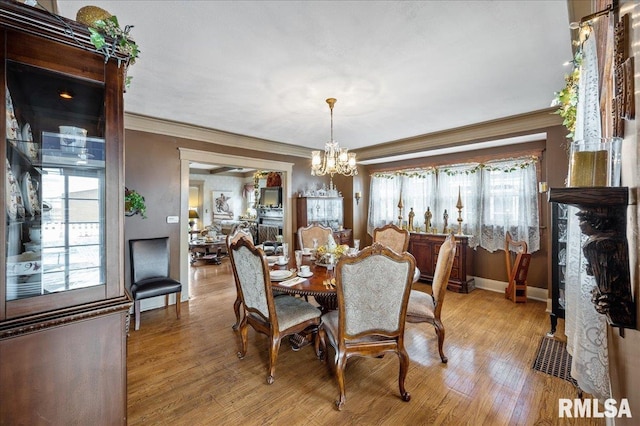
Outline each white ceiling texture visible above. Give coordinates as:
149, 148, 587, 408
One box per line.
56, 1, 573, 163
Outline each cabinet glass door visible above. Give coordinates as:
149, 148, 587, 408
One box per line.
5, 60, 106, 301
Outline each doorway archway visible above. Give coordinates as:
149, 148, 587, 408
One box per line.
178, 148, 294, 291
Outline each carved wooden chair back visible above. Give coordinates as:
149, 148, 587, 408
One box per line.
298, 224, 333, 250
227, 228, 254, 330
373, 223, 410, 253
318, 242, 416, 410
228, 237, 321, 384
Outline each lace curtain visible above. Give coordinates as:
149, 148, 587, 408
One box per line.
367, 172, 435, 235
563, 33, 611, 401
478, 159, 540, 252
367, 175, 401, 235
434, 164, 481, 247
368, 160, 539, 252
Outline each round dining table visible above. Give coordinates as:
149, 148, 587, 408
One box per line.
270, 254, 337, 313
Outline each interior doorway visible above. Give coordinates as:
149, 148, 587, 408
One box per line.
178, 148, 294, 295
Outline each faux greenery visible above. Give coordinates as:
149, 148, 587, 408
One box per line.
125, 187, 147, 218
88, 15, 139, 87
552, 47, 583, 141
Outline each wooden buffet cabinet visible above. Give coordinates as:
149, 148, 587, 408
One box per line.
1, 2, 131, 424
408, 233, 475, 293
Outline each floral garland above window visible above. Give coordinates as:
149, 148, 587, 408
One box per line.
373, 156, 538, 178
371, 168, 435, 179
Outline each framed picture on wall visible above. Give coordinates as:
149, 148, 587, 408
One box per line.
212, 190, 233, 219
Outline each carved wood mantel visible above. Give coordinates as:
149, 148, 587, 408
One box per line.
548, 187, 636, 333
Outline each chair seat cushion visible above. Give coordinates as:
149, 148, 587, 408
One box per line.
406, 289, 435, 319
273, 295, 321, 331
131, 277, 182, 300
321, 311, 397, 345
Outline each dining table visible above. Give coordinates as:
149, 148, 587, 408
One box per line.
269, 253, 337, 313
268, 251, 421, 350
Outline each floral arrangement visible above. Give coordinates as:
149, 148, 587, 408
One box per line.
316, 234, 348, 262
316, 244, 348, 259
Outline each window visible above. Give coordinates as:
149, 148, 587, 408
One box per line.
367, 157, 540, 252
479, 159, 540, 252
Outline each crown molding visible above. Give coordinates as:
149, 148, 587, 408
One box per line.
354, 108, 563, 162
125, 108, 562, 163
124, 112, 311, 158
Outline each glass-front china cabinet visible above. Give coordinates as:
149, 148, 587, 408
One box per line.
1, 2, 130, 424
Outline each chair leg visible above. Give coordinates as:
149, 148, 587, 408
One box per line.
175, 292, 181, 319
335, 351, 347, 410
397, 347, 411, 402
236, 316, 250, 361
134, 300, 141, 331
267, 336, 282, 385
232, 296, 242, 331
165, 294, 169, 308
433, 319, 447, 363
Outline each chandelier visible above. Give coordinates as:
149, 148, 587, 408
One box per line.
311, 98, 357, 180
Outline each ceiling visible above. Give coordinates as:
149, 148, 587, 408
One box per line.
55, 1, 574, 157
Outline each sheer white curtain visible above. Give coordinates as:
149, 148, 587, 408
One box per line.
564, 33, 611, 401
478, 159, 540, 252
435, 165, 481, 247
367, 175, 401, 235
401, 173, 436, 231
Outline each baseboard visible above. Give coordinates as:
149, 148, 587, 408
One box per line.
472, 277, 547, 302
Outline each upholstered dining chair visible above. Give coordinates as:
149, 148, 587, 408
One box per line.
405, 232, 457, 363
373, 223, 410, 253
228, 237, 322, 384
129, 237, 182, 331
298, 224, 333, 250
318, 242, 416, 410
226, 227, 254, 331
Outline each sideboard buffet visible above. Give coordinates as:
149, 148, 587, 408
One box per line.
408, 232, 475, 293
1, 2, 131, 424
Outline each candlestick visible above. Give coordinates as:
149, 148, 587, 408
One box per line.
456, 186, 464, 235
397, 193, 404, 227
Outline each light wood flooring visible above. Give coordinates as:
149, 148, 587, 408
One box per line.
126, 259, 603, 425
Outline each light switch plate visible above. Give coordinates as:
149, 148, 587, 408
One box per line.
166, 216, 179, 223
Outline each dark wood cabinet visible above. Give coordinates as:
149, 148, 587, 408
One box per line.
1, 2, 131, 424
549, 202, 567, 335
408, 233, 475, 293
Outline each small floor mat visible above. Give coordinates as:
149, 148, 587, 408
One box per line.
532, 336, 578, 386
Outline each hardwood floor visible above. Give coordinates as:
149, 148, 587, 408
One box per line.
127, 259, 603, 425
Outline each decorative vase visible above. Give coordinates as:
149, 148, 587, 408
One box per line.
568, 137, 622, 187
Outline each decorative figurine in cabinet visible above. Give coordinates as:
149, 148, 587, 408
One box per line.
549, 202, 568, 335
1, 2, 131, 424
